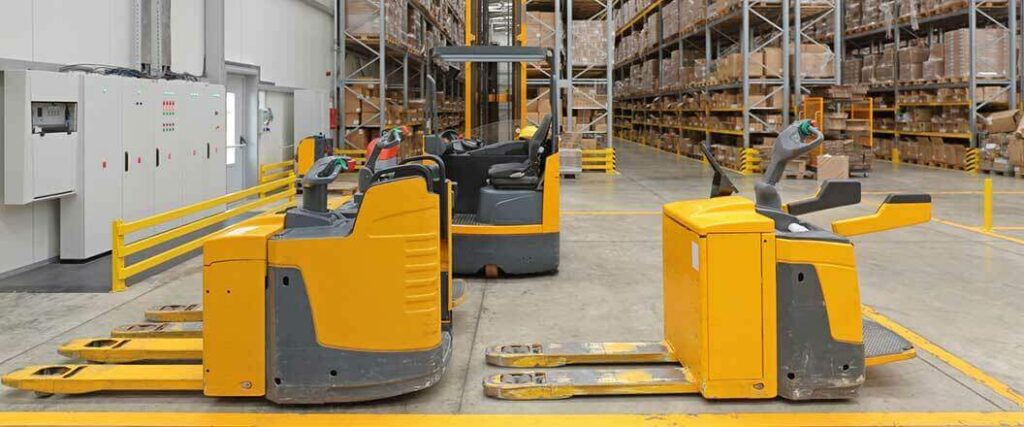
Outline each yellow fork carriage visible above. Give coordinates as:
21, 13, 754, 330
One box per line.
483, 120, 932, 401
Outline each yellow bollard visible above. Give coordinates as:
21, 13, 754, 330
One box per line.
982, 178, 993, 232
891, 148, 901, 166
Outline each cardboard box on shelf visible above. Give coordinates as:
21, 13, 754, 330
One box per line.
982, 110, 1019, 133
344, 128, 376, 149
944, 28, 1008, 79
797, 44, 835, 78
526, 12, 557, 49
571, 20, 608, 66
1008, 138, 1024, 166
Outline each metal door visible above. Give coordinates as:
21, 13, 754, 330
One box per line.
225, 75, 249, 193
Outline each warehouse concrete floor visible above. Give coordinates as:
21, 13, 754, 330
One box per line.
1, 140, 1023, 416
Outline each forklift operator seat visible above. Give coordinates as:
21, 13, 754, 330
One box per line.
487, 114, 551, 189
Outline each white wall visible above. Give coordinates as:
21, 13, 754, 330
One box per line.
0, 0, 133, 67
0, 0, 333, 276
171, 0, 206, 75
225, 0, 333, 90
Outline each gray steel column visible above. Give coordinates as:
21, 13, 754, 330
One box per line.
781, 0, 790, 127
834, 0, 842, 83
968, 0, 977, 148
204, 0, 226, 84
607, 0, 615, 148
794, 0, 802, 112
705, 16, 712, 146
1008, 0, 1017, 107
568, 0, 575, 134
741, 0, 750, 148
379, 0, 387, 128
554, 0, 562, 136
403, 52, 410, 109
339, 0, 347, 145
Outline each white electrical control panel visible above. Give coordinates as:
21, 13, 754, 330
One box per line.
56, 75, 227, 261
3, 70, 80, 205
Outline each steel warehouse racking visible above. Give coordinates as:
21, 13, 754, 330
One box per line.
335, 0, 467, 153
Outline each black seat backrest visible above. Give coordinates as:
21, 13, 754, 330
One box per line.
528, 114, 552, 165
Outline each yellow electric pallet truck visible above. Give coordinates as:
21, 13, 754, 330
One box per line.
483, 120, 933, 400
424, 46, 560, 277
110, 129, 464, 340
3, 129, 462, 403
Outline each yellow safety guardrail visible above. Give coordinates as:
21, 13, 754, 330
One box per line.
335, 149, 367, 170
111, 175, 297, 292
582, 148, 616, 173
259, 160, 295, 183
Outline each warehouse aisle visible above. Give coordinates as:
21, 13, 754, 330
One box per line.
0, 141, 1022, 415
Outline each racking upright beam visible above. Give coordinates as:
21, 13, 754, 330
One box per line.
336, 0, 466, 148
566, 0, 615, 147
519, 0, 561, 129
337, 0, 389, 149
967, 0, 1016, 148
793, 0, 842, 112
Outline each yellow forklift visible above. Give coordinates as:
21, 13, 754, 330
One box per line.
425, 46, 561, 277
3, 129, 461, 403
483, 120, 933, 400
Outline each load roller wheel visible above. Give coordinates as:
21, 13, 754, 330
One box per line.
484, 264, 499, 278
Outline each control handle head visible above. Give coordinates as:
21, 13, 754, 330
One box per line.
303, 156, 350, 187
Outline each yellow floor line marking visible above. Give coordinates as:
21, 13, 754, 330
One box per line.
563, 210, 661, 215
0, 411, 1023, 427
933, 218, 1024, 245
864, 190, 1024, 195
863, 306, 1024, 409
992, 226, 1024, 230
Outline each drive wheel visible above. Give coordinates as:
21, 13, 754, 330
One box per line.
484, 265, 500, 279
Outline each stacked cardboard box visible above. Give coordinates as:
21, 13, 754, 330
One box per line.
572, 86, 609, 109
616, 33, 639, 63
981, 131, 1024, 173
796, 44, 836, 78
615, 0, 643, 28
897, 44, 928, 81
662, 1, 679, 37
347, 0, 407, 41
922, 42, 944, 80
661, 52, 680, 91
842, 58, 862, 84
894, 137, 968, 167
944, 28, 1008, 79
980, 110, 1018, 134
823, 139, 874, 171
526, 12, 557, 49
571, 20, 608, 66
678, 0, 706, 32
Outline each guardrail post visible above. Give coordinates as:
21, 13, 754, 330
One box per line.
982, 178, 993, 232
111, 219, 126, 292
